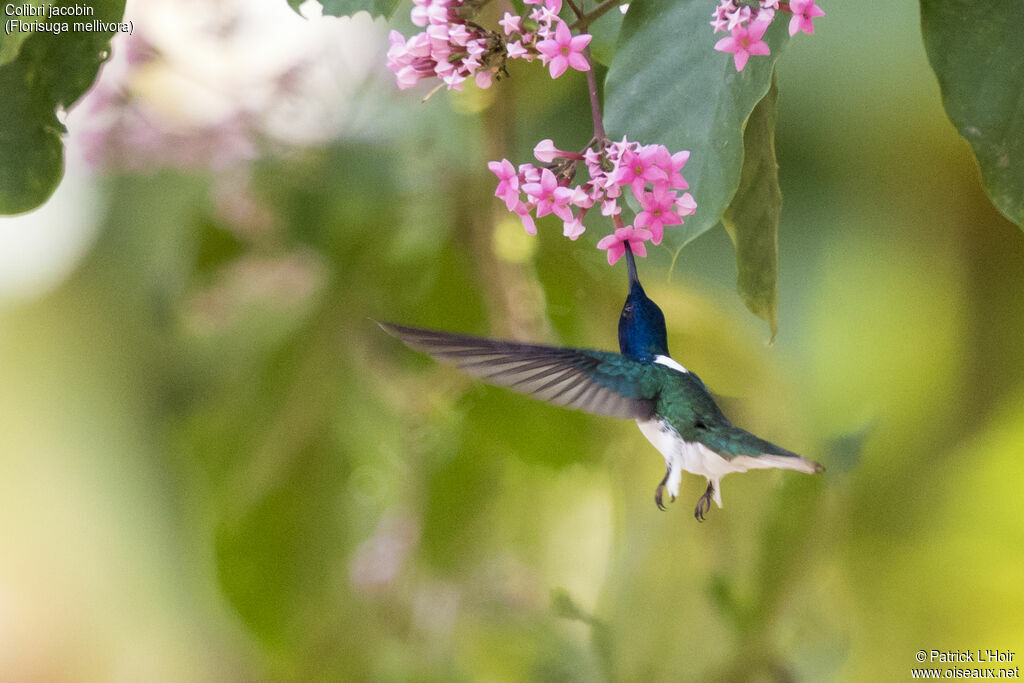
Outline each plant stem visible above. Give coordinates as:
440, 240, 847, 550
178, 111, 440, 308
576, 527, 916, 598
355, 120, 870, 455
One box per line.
562, 0, 608, 142
583, 48, 606, 141
569, 0, 621, 31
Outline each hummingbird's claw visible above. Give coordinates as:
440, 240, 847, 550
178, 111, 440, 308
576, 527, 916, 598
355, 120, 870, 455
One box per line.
654, 467, 671, 511
694, 481, 714, 522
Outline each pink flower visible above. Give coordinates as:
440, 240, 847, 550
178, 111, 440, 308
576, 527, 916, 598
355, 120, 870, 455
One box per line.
614, 145, 667, 199
533, 138, 584, 163
533, 139, 560, 163
650, 146, 690, 190
506, 40, 529, 59
425, 2, 450, 25
563, 216, 585, 240
522, 167, 558, 209
510, 201, 537, 234
597, 226, 653, 265
442, 71, 466, 90
567, 184, 593, 208
601, 198, 621, 216
536, 20, 591, 79
388, 0, 505, 92
529, 6, 559, 28
410, 0, 432, 26
667, 150, 690, 189
448, 24, 471, 46
519, 163, 541, 184
489, 159, 520, 210
475, 70, 494, 88
522, 168, 574, 221
714, 19, 771, 72
487, 136, 693, 266
506, 40, 528, 59
426, 24, 451, 51
387, 30, 437, 89
710, 1, 733, 32
499, 12, 522, 35
675, 192, 697, 216
635, 189, 683, 244
726, 4, 751, 30
788, 0, 824, 36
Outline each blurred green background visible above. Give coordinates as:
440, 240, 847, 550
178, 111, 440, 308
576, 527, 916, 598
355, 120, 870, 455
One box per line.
1, 0, 1022, 680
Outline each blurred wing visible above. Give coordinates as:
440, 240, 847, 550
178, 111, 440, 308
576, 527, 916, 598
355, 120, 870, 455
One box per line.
380, 322, 656, 420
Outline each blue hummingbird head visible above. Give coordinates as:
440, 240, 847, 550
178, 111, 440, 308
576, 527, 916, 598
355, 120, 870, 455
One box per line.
618, 245, 669, 361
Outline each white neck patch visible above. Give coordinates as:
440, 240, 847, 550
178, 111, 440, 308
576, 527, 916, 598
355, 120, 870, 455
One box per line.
654, 355, 688, 374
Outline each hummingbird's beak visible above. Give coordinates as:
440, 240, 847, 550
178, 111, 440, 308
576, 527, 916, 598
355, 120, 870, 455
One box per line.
624, 241, 640, 289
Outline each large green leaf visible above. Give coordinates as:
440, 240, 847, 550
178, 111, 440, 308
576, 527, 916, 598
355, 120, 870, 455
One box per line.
920, 0, 1024, 229
0, 1, 36, 66
0, 0, 125, 214
722, 75, 781, 339
302, 0, 402, 19
604, 0, 790, 247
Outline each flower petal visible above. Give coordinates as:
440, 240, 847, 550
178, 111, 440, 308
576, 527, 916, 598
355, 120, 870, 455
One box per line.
714, 36, 738, 53
567, 52, 591, 72
569, 34, 592, 51
548, 57, 568, 79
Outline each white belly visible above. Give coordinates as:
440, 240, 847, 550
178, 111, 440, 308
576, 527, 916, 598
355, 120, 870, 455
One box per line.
635, 418, 734, 507
635, 418, 817, 508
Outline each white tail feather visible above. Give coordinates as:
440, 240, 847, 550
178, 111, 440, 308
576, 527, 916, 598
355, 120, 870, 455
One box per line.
730, 453, 823, 474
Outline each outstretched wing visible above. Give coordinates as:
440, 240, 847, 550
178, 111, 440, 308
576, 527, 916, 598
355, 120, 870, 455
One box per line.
379, 322, 657, 420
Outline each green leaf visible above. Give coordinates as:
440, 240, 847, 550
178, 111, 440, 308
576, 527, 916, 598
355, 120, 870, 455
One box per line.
0, 1, 36, 67
920, 0, 1024, 229
721, 74, 781, 340
550, 588, 614, 677
824, 418, 876, 475
604, 0, 790, 247
586, 4, 625, 67
308, 0, 401, 19
0, 0, 125, 214
0, 32, 30, 68
286, 0, 304, 14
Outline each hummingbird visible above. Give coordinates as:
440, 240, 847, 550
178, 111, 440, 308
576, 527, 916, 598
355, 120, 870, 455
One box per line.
380, 246, 823, 521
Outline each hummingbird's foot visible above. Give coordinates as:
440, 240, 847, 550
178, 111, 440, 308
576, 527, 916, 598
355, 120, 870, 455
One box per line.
654, 467, 674, 511
694, 481, 714, 522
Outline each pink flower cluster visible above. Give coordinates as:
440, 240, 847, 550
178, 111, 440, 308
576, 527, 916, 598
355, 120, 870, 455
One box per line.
386, 0, 592, 91
489, 138, 697, 265
386, 0, 499, 91
507, 0, 592, 79
711, 0, 824, 72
